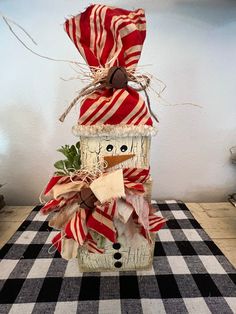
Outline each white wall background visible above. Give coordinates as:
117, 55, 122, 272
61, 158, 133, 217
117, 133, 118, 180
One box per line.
0, 0, 235, 205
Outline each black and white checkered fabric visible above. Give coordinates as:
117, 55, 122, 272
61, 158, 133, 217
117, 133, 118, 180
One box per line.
0, 201, 236, 313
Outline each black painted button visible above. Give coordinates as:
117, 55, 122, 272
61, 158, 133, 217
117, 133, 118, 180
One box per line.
113, 252, 122, 260
113, 243, 121, 250
114, 261, 122, 268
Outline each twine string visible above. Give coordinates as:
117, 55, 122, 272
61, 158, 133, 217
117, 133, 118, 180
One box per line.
59, 82, 106, 122
69, 160, 108, 184
2, 13, 202, 124
48, 232, 66, 254
1, 14, 87, 66
39, 160, 108, 206
59, 70, 157, 122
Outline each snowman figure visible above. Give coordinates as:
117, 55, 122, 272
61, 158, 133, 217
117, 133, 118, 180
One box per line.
77, 134, 155, 271
41, 5, 165, 272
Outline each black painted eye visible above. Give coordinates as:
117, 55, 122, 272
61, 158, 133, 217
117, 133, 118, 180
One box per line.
106, 144, 113, 152
120, 145, 128, 152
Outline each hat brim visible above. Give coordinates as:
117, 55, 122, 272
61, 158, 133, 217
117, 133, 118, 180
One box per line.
72, 124, 157, 137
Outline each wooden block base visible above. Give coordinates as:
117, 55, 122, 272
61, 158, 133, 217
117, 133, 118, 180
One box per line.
78, 234, 155, 272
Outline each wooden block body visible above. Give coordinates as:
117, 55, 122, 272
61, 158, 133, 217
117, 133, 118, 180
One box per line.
78, 233, 155, 272
78, 135, 155, 271
80, 136, 151, 170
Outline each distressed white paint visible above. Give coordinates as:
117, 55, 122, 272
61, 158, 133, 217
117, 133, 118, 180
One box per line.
1, 0, 236, 204
80, 136, 151, 170
78, 135, 154, 271
78, 234, 155, 272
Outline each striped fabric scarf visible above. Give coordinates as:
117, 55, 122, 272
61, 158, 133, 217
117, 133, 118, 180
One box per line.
41, 168, 165, 254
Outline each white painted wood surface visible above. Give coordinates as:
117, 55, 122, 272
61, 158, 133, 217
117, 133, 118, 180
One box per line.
80, 136, 151, 170
78, 234, 155, 272
78, 135, 155, 271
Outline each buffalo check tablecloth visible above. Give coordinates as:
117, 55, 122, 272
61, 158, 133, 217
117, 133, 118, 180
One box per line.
0, 201, 236, 314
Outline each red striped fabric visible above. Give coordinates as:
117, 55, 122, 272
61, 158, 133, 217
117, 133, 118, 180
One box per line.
41, 190, 83, 215
123, 168, 150, 193
41, 168, 165, 256
148, 214, 166, 232
87, 200, 117, 243
52, 232, 62, 253
64, 5, 145, 68
41, 199, 62, 215
86, 232, 104, 254
44, 176, 64, 195
123, 168, 150, 182
64, 5, 154, 133
87, 241, 104, 254
64, 208, 88, 246
43, 175, 75, 196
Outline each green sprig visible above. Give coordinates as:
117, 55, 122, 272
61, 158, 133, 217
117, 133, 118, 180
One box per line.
54, 142, 81, 175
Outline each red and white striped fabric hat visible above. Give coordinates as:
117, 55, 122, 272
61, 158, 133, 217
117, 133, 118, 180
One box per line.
64, 4, 157, 137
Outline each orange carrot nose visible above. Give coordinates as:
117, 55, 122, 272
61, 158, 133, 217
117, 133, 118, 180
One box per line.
103, 154, 135, 169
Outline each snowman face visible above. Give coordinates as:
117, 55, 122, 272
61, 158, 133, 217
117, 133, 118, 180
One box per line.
80, 136, 151, 170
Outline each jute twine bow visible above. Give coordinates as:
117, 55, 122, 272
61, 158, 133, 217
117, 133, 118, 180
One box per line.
59, 66, 159, 123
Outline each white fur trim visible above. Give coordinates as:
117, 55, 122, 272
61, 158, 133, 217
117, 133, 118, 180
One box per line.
72, 124, 158, 137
